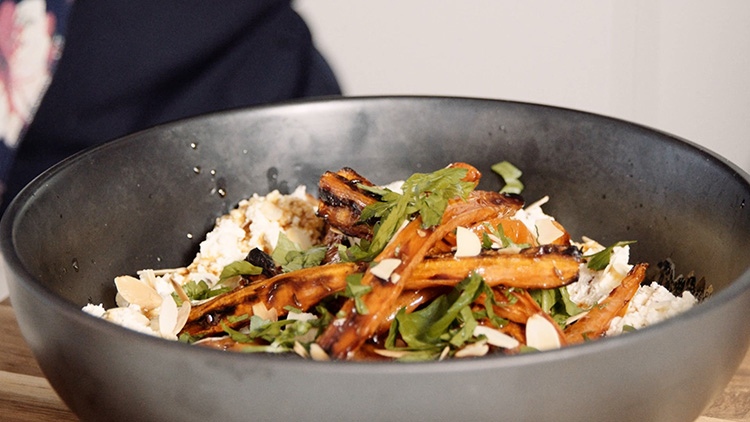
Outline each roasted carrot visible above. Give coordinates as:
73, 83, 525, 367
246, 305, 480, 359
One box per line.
564, 263, 648, 344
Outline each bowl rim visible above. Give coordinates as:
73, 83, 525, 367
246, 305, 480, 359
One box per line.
3, 94, 750, 371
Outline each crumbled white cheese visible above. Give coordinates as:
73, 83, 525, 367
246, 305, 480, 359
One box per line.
606, 282, 697, 336
82, 303, 106, 318
83, 186, 323, 338
102, 306, 155, 336
566, 244, 633, 308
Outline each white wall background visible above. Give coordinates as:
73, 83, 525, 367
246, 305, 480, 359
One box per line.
2, 1, 748, 302
295, 0, 750, 172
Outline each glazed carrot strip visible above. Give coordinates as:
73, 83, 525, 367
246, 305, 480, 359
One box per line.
181, 261, 365, 337
180, 244, 579, 338
564, 263, 648, 344
316, 190, 521, 359
410, 245, 581, 290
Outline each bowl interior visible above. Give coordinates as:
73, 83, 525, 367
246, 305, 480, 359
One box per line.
5, 96, 750, 310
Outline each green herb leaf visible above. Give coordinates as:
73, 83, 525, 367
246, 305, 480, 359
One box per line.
271, 233, 326, 272
219, 260, 262, 283
171, 279, 232, 305
351, 167, 475, 261
226, 314, 250, 324
342, 273, 372, 315
585, 240, 637, 271
491, 161, 524, 194
529, 286, 586, 327
483, 222, 531, 250
178, 332, 205, 344
393, 272, 484, 351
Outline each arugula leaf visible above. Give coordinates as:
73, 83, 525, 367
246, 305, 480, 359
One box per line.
482, 222, 531, 250
219, 260, 262, 283
271, 232, 326, 272
478, 281, 510, 328
392, 272, 484, 351
585, 240, 637, 271
349, 167, 475, 261
227, 313, 250, 324
171, 279, 232, 306
491, 161, 524, 194
449, 307, 478, 348
529, 286, 586, 327
342, 273, 372, 315
178, 332, 205, 344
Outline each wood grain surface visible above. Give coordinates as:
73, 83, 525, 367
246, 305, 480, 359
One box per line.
1, 299, 748, 421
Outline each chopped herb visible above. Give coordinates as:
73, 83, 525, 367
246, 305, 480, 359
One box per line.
483, 222, 531, 250
178, 332, 205, 344
227, 313, 250, 324
284, 305, 303, 314
348, 167, 475, 261
342, 273, 372, 315
491, 161, 524, 194
272, 232, 326, 272
622, 325, 636, 333
518, 345, 539, 354
585, 240, 637, 271
219, 260, 262, 283
171, 279, 232, 305
529, 286, 586, 327
387, 272, 485, 355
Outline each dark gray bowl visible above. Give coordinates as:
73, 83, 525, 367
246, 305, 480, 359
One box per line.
3, 96, 750, 422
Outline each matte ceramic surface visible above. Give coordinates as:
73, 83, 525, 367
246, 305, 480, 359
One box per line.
3, 97, 750, 422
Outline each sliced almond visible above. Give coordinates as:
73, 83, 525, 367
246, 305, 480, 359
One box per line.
455, 226, 482, 257
438, 346, 451, 361
293, 341, 310, 359
170, 278, 191, 304
370, 258, 402, 282
173, 302, 192, 336
535, 218, 564, 245
473, 325, 520, 349
309, 343, 330, 361
158, 295, 178, 338
372, 349, 413, 359
252, 302, 278, 322
564, 310, 589, 326
114, 275, 163, 310
526, 313, 562, 351
140, 269, 158, 290
455, 340, 489, 358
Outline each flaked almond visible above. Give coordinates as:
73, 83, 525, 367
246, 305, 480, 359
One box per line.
372, 349, 412, 359
455, 226, 482, 257
293, 341, 309, 359
455, 340, 489, 358
158, 295, 178, 338
473, 325, 520, 349
370, 258, 402, 282
252, 302, 278, 322
526, 313, 562, 351
140, 269, 158, 290
564, 310, 589, 326
438, 346, 451, 361
309, 343, 330, 361
535, 218, 564, 245
170, 278, 190, 304
174, 302, 192, 336
139, 267, 188, 277
114, 275, 162, 310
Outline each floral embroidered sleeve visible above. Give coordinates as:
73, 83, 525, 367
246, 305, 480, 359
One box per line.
0, 0, 67, 200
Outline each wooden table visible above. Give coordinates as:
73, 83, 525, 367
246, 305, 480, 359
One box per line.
1, 298, 749, 421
